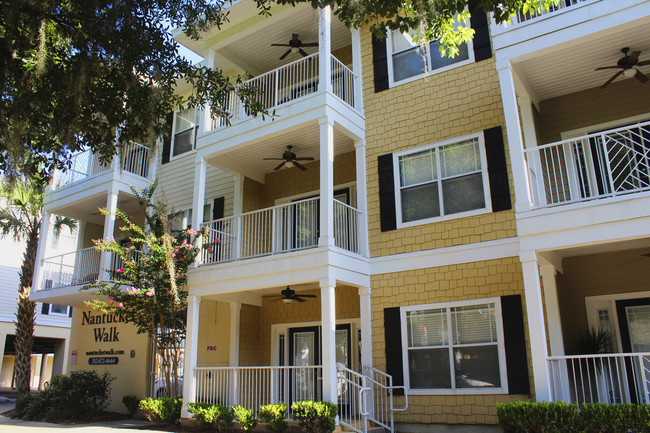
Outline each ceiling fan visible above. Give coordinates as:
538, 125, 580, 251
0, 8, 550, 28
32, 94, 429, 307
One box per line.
263, 286, 317, 304
596, 47, 650, 88
263, 145, 314, 171
271, 34, 318, 60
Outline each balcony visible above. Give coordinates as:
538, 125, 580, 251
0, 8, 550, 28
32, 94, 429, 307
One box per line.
200, 198, 362, 266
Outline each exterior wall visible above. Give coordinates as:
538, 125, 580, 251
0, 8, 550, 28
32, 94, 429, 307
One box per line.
556, 248, 650, 353
371, 258, 529, 425
197, 299, 231, 367
537, 79, 650, 144
239, 304, 261, 366
360, 29, 517, 258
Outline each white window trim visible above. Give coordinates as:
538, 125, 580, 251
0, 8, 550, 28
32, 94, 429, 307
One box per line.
386, 29, 475, 88
47, 304, 71, 317
400, 297, 508, 395
393, 131, 492, 229
170, 108, 198, 161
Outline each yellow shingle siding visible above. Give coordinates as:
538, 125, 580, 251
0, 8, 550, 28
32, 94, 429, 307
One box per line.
360, 30, 517, 258
371, 257, 532, 424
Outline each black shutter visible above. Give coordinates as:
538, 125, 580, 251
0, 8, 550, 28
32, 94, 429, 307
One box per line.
384, 307, 404, 395
69, 306, 73, 318
161, 112, 173, 164
378, 154, 397, 231
501, 295, 530, 395
372, 35, 389, 92
484, 126, 512, 212
469, 0, 492, 62
212, 197, 225, 220
41, 303, 50, 315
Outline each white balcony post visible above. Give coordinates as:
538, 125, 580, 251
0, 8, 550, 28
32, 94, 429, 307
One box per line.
520, 250, 551, 401
359, 286, 372, 368
99, 190, 119, 281
203, 49, 216, 133
318, 6, 332, 93
320, 279, 338, 405
498, 64, 532, 213
230, 302, 241, 404
351, 28, 363, 112
192, 157, 207, 266
319, 118, 335, 247
182, 294, 201, 418
355, 140, 369, 256
33, 209, 51, 292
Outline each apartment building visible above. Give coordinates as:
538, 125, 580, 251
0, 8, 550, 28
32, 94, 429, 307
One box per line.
30, 0, 650, 428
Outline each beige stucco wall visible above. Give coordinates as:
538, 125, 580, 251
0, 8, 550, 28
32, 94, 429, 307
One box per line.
196, 299, 231, 367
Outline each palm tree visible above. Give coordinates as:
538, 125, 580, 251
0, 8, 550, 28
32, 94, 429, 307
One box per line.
0, 177, 75, 394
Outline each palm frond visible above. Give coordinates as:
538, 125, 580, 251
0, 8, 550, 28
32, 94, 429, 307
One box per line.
52, 216, 77, 239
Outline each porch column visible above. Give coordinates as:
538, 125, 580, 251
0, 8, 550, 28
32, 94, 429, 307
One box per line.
318, 6, 332, 94
203, 49, 216, 132
32, 209, 51, 292
192, 157, 207, 266
181, 294, 201, 418
351, 28, 363, 112
497, 64, 532, 213
233, 175, 244, 215
99, 190, 119, 281
359, 286, 372, 368
319, 119, 335, 247
320, 279, 337, 404
355, 140, 369, 257
52, 338, 69, 376
229, 302, 241, 405
517, 95, 538, 150
520, 250, 551, 401
38, 353, 49, 389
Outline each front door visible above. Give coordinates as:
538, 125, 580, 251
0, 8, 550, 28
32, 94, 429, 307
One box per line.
288, 327, 320, 403
616, 298, 650, 403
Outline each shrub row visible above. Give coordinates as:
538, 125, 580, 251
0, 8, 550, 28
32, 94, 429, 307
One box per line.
497, 401, 650, 433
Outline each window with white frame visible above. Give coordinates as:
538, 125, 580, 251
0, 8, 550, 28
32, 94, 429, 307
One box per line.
388, 28, 471, 85
395, 134, 489, 226
172, 108, 197, 157
171, 201, 216, 230
49, 304, 70, 316
402, 299, 506, 393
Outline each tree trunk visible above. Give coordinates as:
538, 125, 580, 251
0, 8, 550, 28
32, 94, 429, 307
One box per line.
14, 224, 39, 395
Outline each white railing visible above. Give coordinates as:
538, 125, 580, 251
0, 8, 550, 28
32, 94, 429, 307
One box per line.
510, 0, 592, 25
201, 198, 363, 265
548, 353, 650, 404
337, 365, 370, 433
362, 365, 407, 432
194, 366, 322, 411
120, 141, 150, 178
331, 56, 355, 108
110, 249, 142, 273
524, 121, 650, 209
41, 247, 101, 289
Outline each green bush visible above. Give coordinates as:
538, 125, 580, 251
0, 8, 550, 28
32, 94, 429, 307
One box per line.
259, 403, 288, 433
139, 397, 183, 425
291, 401, 338, 433
497, 401, 650, 433
234, 404, 258, 432
122, 394, 140, 417
13, 370, 113, 422
187, 402, 234, 432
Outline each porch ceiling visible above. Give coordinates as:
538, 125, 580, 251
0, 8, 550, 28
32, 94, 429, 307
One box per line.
513, 15, 650, 102
204, 282, 321, 305
49, 192, 145, 225
542, 238, 650, 260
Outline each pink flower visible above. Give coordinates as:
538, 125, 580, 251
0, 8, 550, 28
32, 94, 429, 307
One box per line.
118, 302, 124, 309
146, 288, 155, 297
129, 216, 133, 220
108, 298, 114, 304
207, 247, 213, 252
184, 244, 192, 249
171, 253, 176, 257
186, 228, 198, 235
116, 267, 125, 274
215, 238, 221, 243
169, 218, 174, 223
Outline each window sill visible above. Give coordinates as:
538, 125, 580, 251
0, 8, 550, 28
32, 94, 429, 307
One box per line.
397, 207, 491, 230
407, 387, 508, 395
388, 57, 474, 89
168, 149, 197, 163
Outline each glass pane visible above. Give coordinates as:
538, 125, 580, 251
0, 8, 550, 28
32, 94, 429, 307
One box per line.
400, 150, 436, 187
294, 332, 315, 366
451, 304, 496, 345
203, 203, 212, 222
453, 345, 500, 388
50, 304, 68, 314
442, 173, 485, 215
408, 348, 451, 389
401, 183, 440, 222
391, 30, 418, 53
392, 48, 427, 82
441, 138, 481, 178
174, 108, 195, 133
429, 41, 469, 70
627, 306, 650, 352
336, 329, 349, 367
173, 129, 194, 156
407, 309, 447, 347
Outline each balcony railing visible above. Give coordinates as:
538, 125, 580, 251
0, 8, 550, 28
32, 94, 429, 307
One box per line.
511, 0, 591, 24
201, 198, 363, 265
53, 141, 152, 189
524, 121, 650, 209
210, 54, 357, 131
548, 353, 650, 404
41, 247, 101, 290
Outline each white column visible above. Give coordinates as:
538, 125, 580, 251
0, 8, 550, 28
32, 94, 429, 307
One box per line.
203, 49, 217, 132
229, 302, 241, 366
355, 140, 369, 256
233, 175, 244, 215
520, 250, 551, 401
192, 157, 207, 266
318, 6, 332, 93
498, 65, 532, 213
320, 279, 337, 404
32, 209, 51, 292
517, 95, 538, 150
319, 118, 335, 247
52, 338, 69, 376
351, 28, 364, 112
38, 353, 49, 389
99, 191, 119, 281
181, 295, 201, 418
358, 286, 372, 368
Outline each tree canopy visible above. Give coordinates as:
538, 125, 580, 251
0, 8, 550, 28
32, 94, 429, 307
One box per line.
0, 0, 557, 181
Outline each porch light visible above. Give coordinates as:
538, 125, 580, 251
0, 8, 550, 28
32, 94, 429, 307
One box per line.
623, 68, 637, 78
282, 298, 295, 304
285, 161, 294, 168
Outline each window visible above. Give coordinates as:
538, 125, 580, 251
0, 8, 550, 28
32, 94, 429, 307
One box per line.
388, 29, 472, 85
172, 108, 197, 157
401, 299, 507, 394
49, 304, 70, 316
394, 133, 489, 227
171, 200, 217, 230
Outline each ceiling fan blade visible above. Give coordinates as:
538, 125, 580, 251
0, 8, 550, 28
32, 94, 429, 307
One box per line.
293, 297, 307, 303
274, 161, 287, 171
595, 66, 621, 70
637, 60, 650, 66
299, 48, 308, 57
263, 158, 286, 160
635, 70, 649, 83
271, 44, 291, 47
301, 43, 319, 47
279, 49, 291, 60
293, 161, 307, 171
293, 157, 315, 161
601, 70, 624, 88
295, 294, 317, 298
629, 51, 641, 64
